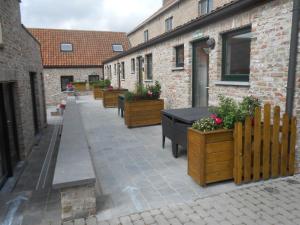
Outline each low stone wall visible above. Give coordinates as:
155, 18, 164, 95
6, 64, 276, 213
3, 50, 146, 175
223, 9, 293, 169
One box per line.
53, 97, 97, 221
61, 184, 96, 221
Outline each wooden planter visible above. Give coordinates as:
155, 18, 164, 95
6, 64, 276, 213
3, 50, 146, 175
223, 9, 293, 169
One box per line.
74, 83, 87, 92
188, 128, 234, 186
93, 87, 104, 99
124, 99, 164, 128
103, 89, 128, 108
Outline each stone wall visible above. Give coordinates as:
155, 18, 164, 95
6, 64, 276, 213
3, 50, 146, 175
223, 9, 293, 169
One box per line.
43, 67, 103, 105
128, 0, 234, 47
0, 0, 46, 159
105, 0, 300, 169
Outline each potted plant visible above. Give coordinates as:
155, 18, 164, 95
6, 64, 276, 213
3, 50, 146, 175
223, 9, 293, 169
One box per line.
124, 81, 164, 128
102, 85, 128, 108
93, 79, 111, 99
188, 95, 260, 186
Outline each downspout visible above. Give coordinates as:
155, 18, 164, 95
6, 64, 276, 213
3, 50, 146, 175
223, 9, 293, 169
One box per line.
286, 0, 300, 117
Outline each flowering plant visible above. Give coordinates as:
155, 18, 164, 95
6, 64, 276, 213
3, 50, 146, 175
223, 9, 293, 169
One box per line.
125, 81, 161, 101
192, 95, 261, 132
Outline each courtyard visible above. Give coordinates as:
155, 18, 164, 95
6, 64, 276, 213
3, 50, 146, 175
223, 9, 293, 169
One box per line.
77, 95, 240, 221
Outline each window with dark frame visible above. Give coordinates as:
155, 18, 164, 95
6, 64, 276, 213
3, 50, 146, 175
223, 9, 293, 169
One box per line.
61, 43, 73, 52
114, 64, 117, 75
121, 62, 125, 80
175, 45, 184, 67
61, 76, 74, 91
88, 75, 99, 82
146, 54, 153, 80
144, 30, 149, 42
222, 27, 252, 82
109, 65, 112, 79
198, 0, 213, 15
165, 17, 173, 32
0, 20, 3, 47
131, 58, 135, 73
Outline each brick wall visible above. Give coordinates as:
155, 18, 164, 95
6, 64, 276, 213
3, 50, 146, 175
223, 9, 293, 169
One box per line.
128, 0, 235, 47
0, 0, 46, 158
105, 0, 300, 169
44, 67, 103, 105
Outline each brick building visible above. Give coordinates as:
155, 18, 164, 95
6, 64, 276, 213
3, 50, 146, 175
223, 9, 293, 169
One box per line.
29, 29, 130, 105
103, 0, 300, 169
0, 0, 46, 188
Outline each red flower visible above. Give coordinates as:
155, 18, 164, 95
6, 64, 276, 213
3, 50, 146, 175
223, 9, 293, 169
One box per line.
215, 117, 223, 125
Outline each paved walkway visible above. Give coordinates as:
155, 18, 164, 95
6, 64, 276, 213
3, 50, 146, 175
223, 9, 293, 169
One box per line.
77, 96, 242, 221
65, 175, 300, 225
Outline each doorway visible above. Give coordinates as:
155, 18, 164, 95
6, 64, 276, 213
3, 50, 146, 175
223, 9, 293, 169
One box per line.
0, 83, 19, 188
192, 40, 209, 107
137, 57, 144, 86
30, 73, 39, 135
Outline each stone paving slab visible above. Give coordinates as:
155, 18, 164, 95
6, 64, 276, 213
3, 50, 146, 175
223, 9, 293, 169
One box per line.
64, 175, 300, 225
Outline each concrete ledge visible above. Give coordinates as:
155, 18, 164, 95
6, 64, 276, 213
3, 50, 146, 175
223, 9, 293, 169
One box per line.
53, 97, 96, 221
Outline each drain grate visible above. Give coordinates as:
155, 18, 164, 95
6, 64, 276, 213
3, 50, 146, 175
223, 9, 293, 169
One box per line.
263, 187, 280, 194
285, 179, 300, 185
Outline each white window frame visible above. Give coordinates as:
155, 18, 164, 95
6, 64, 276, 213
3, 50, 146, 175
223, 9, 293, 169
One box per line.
60, 43, 73, 52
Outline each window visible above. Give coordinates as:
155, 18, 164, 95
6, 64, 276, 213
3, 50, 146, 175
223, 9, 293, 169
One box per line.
146, 54, 153, 80
61, 43, 73, 52
144, 30, 149, 42
88, 75, 99, 82
222, 27, 252, 81
61, 76, 74, 91
121, 62, 125, 80
112, 44, 124, 52
114, 64, 117, 75
165, 17, 173, 32
199, 0, 213, 15
0, 20, 3, 48
131, 58, 135, 73
175, 45, 184, 67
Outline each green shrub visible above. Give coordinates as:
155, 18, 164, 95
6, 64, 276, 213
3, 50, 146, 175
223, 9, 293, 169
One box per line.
125, 81, 162, 101
93, 79, 111, 88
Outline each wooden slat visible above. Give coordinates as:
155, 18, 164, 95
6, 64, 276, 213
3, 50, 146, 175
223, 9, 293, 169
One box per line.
289, 117, 297, 175
271, 106, 280, 178
243, 117, 252, 182
263, 104, 271, 180
253, 107, 261, 181
280, 114, 289, 176
234, 122, 243, 185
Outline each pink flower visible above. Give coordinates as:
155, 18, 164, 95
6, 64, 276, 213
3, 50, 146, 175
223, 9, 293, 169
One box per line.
210, 114, 217, 119
147, 90, 153, 96
215, 117, 223, 125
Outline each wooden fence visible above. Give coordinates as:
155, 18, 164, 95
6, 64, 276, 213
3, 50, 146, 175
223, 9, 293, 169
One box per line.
234, 104, 297, 185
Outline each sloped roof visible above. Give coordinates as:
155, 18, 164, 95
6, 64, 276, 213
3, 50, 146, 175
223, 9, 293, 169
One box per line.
29, 28, 130, 68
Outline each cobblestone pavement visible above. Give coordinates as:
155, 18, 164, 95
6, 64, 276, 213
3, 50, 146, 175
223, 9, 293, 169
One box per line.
65, 175, 300, 225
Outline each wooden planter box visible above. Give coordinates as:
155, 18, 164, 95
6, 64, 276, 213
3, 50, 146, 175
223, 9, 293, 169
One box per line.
103, 89, 128, 108
124, 99, 164, 128
188, 128, 234, 186
74, 83, 87, 92
93, 87, 104, 99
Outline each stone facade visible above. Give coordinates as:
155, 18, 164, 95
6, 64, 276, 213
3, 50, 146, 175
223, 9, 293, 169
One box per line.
61, 184, 96, 221
0, 0, 46, 160
105, 0, 300, 168
128, 0, 233, 47
44, 67, 103, 105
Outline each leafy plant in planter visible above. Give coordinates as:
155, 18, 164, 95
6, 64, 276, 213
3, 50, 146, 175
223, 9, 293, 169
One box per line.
193, 95, 261, 131
125, 81, 162, 101
93, 79, 111, 88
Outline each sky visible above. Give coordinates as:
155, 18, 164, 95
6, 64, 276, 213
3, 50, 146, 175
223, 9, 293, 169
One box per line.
20, 0, 162, 32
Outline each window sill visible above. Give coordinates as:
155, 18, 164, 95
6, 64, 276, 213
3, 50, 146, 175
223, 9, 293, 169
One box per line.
172, 67, 184, 71
131, 72, 135, 74
214, 81, 250, 87
121, 79, 125, 81
0, 43, 4, 49
144, 80, 153, 83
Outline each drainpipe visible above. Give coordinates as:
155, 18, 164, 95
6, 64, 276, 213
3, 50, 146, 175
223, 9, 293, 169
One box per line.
286, 0, 300, 117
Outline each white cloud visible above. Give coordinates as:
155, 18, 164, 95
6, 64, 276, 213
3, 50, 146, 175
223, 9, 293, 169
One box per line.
20, 0, 162, 32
